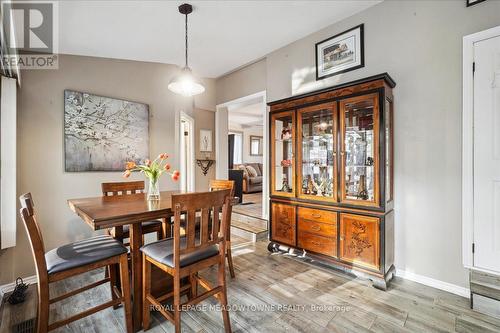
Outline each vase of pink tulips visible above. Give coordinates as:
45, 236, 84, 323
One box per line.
123, 153, 180, 200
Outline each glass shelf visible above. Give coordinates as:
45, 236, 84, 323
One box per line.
272, 111, 295, 196
297, 104, 336, 200
341, 95, 378, 204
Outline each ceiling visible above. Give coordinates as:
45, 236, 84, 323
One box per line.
57, 1, 381, 78
228, 102, 263, 128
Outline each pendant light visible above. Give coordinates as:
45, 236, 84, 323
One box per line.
168, 3, 205, 97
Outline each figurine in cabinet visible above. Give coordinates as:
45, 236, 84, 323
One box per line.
357, 175, 369, 200
281, 127, 292, 140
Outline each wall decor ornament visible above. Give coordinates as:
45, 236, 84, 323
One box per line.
315, 24, 364, 80
64, 90, 149, 172
466, 0, 486, 7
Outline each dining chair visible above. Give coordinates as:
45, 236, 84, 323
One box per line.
101, 181, 167, 244
19, 193, 133, 333
209, 179, 236, 278
141, 190, 232, 333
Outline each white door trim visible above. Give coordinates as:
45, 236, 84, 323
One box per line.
180, 111, 195, 192
216, 91, 269, 219
462, 25, 500, 268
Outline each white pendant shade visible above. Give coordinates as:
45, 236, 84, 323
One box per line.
168, 67, 205, 97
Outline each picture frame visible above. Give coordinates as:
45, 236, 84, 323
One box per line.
466, 0, 486, 7
199, 129, 212, 152
315, 24, 364, 80
249, 135, 263, 156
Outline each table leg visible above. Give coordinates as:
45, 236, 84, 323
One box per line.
129, 223, 143, 332
161, 217, 172, 238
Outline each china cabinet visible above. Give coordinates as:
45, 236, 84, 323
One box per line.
268, 73, 395, 289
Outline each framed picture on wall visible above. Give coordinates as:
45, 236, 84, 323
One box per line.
64, 90, 149, 172
466, 0, 486, 7
200, 129, 212, 152
315, 24, 364, 80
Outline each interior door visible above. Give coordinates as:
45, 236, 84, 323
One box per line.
473, 35, 500, 272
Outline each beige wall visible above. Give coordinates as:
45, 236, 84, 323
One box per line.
215, 59, 266, 105
228, 124, 263, 164
215, 0, 500, 288
0, 54, 216, 284
195, 108, 216, 191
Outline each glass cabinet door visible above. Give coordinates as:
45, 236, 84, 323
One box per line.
297, 102, 337, 202
271, 111, 295, 197
340, 94, 380, 207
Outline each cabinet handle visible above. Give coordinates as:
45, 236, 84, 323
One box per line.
311, 213, 322, 218
340, 151, 345, 156
340, 236, 344, 241
311, 225, 321, 231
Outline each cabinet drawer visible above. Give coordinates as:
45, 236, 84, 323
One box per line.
298, 207, 336, 225
298, 219, 336, 237
271, 203, 296, 246
339, 213, 380, 270
298, 232, 336, 257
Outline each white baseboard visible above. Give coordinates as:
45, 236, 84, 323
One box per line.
0, 271, 471, 302
0, 275, 37, 298
396, 269, 470, 298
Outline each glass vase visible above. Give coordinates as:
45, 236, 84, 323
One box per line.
147, 177, 160, 201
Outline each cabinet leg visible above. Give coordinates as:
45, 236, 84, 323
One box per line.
372, 265, 395, 291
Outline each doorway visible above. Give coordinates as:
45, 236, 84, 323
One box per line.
180, 112, 195, 192
215, 91, 268, 220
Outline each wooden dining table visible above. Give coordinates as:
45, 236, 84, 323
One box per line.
67, 190, 183, 332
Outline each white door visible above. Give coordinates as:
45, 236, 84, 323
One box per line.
474, 35, 500, 272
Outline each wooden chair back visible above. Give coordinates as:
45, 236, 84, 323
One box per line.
209, 179, 235, 238
101, 181, 145, 196
209, 180, 235, 197
19, 193, 48, 282
171, 190, 231, 265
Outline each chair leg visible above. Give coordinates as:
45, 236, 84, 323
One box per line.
173, 275, 181, 333
226, 241, 236, 279
119, 254, 133, 333
108, 264, 120, 309
218, 254, 232, 333
142, 256, 151, 331
188, 273, 197, 300
156, 229, 162, 241
37, 282, 50, 333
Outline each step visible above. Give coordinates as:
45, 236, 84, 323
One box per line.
231, 215, 268, 243
232, 212, 267, 230
471, 271, 500, 301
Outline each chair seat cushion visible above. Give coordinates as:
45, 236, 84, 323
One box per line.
46, 235, 128, 275
122, 220, 162, 233
140, 237, 219, 268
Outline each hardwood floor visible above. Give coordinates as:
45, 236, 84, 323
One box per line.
1, 240, 500, 332
233, 192, 263, 219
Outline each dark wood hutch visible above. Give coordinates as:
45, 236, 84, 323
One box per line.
267, 73, 395, 289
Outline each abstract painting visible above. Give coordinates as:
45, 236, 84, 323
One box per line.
64, 90, 149, 172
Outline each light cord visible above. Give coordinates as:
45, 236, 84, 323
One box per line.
185, 12, 188, 68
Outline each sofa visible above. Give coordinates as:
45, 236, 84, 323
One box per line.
234, 163, 263, 193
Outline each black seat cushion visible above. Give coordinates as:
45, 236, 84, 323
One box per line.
122, 220, 162, 233
46, 235, 128, 275
140, 237, 219, 268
